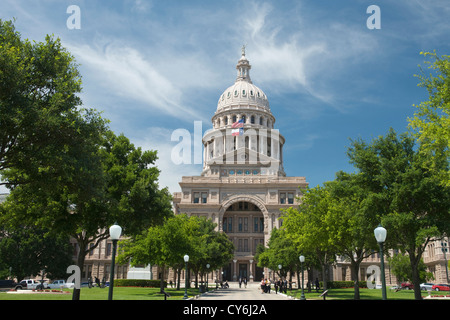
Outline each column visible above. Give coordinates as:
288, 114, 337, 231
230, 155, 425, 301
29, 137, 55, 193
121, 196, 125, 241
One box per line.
233, 260, 237, 281
249, 260, 254, 281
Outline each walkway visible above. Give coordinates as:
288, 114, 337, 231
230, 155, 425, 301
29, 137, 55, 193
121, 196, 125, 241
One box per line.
194, 282, 295, 300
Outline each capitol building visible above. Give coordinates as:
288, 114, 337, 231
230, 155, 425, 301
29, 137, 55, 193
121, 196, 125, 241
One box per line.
172, 48, 308, 282
76, 49, 449, 287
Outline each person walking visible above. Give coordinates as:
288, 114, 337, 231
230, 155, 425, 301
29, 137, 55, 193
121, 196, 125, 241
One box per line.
315, 278, 320, 292
260, 279, 266, 293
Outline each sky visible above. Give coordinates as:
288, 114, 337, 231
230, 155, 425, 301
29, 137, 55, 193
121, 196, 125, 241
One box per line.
1, 0, 449, 195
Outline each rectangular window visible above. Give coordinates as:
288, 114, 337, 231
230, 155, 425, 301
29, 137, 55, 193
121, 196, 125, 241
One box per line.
288, 192, 294, 204
201, 192, 207, 203
89, 243, 94, 256
238, 217, 243, 232
254, 217, 259, 232
228, 217, 233, 232
244, 217, 248, 232
193, 192, 200, 203
223, 218, 227, 232
244, 239, 248, 252
260, 217, 264, 232
280, 192, 286, 204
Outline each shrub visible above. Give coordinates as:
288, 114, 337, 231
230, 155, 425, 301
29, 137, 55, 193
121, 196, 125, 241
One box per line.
114, 279, 166, 288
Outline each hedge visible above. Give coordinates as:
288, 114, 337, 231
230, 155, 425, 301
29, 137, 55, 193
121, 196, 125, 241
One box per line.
114, 279, 167, 288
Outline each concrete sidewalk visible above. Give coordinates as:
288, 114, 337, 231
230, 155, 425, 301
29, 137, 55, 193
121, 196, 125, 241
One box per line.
193, 282, 296, 300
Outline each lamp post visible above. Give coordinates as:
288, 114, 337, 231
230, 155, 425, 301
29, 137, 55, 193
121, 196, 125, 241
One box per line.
183, 254, 189, 300
206, 264, 210, 291
299, 255, 306, 300
108, 223, 122, 300
441, 241, 449, 283
374, 224, 387, 300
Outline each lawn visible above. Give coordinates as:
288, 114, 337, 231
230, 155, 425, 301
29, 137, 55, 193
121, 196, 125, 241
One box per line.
0, 286, 205, 300
286, 287, 449, 300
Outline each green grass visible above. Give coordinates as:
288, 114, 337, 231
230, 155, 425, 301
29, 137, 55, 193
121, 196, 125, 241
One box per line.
286, 287, 449, 300
0, 286, 206, 300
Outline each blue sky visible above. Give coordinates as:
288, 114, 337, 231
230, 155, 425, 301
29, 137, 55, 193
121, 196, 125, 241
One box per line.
1, 0, 449, 194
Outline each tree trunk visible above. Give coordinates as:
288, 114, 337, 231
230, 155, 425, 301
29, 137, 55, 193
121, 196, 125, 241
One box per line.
321, 264, 328, 291
177, 268, 181, 290
159, 265, 165, 293
72, 249, 86, 300
350, 260, 360, 300
410, 255, 423, 300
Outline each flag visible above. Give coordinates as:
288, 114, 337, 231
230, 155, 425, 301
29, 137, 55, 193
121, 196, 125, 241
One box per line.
232, 128, 244, 136
231, 119, 244, 128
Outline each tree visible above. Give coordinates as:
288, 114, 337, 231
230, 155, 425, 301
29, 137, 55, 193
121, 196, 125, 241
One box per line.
0, 19, 106, 191
1, 130, 172, 299
0, 224, 72, 281
255, 228, 301, 289
119, 215, 234, 291
281, 186, 338, 291
408, 51, 450, 188
347, 128, 450, 300
325, 173, 381, 299
388, 253, 433, 286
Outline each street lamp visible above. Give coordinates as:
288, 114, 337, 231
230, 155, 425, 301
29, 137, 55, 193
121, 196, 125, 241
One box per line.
206, 264, 210, 291
442, 241, 449, 283
108, 223, 122, 300
299, 255, 306, 300
183, 254, 189, 299
374, 224, 387, 300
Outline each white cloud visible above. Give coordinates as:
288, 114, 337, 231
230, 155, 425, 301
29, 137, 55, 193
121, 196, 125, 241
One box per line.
66, 40, 209, 123
235, 1, 382, 109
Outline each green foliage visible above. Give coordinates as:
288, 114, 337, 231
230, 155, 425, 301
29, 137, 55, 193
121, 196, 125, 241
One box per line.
388, 253, 433, 283
408, 51, 450, 187
255, 228, 300, 277
0, 224, 72, 280
114, 279, 166, 288
119, 215, 234, 277
0, 21, 172, 301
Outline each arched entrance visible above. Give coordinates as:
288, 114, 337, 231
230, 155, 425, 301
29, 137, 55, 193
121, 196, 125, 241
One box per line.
219, 195, 267, 281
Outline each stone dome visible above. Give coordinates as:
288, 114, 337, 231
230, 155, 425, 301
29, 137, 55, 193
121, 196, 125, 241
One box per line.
216, 50, 270, 113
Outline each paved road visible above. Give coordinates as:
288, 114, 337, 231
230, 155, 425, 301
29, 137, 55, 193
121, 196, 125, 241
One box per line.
195, 283, 294, 300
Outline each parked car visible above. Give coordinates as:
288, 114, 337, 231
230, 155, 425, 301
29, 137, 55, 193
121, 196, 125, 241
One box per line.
420, 283, 434, 291
19, 279, 49, 290
432, 284, 450, 291
401, 282, 414, 290
48, 280, 75, 289
0, 280, 21, 291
